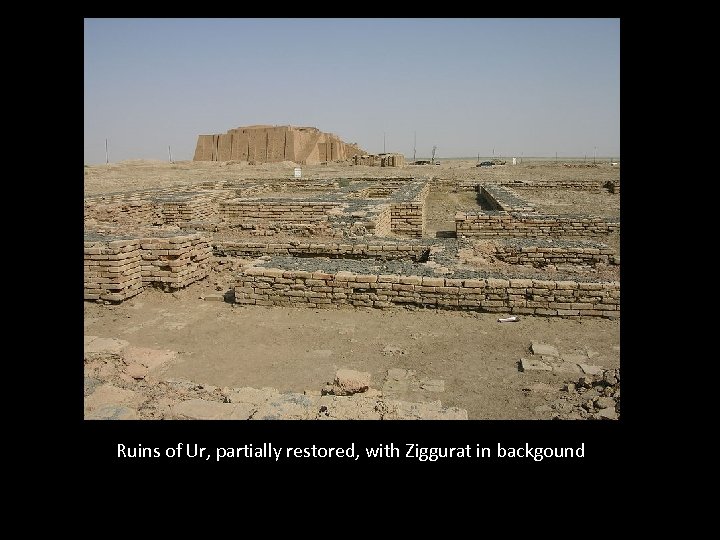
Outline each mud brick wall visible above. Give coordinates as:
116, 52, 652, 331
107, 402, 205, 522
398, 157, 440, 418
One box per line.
159, 195, 216, 225
357, 177, 415, 183
215, 241, 428, 261
84, 238, 144, 302
193, 135, 215, 161
347, 205, 392, 237
234, 181, 338, 198
390, 183, 430, 238
480, 185, 536, 212
84, 196, 160, 226
362, 186, 398, 197
371, 205, 391, 236
456, 181, 483, 191
456, 212, 619, 237
514, 180, 607, 192
219, 200, 341, 236
235, 268, 620, 319
233, 185, 274, 198
139, 233, 212, 289
493, 245, 618, 266
219, 200, 341, 222
194, 126, 365, 164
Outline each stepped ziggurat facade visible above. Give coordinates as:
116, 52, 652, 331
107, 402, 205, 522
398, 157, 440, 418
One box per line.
193, 125, 365, 165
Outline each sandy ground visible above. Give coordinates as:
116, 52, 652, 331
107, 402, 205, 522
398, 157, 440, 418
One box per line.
84, 159, 621, 420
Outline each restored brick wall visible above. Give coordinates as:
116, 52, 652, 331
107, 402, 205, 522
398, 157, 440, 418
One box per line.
218, 200, 340, 236
215, 240, 428, 261
493, 244, 618, 266
84, 195, 160, 227
456, 212, 618, 237
159, 195, 216, 225
368, 204, 391, 237
84, 238, 144, 302
451, 179, 615, 193
390, 183, 429, 238
139, 233, 212, 289
85, 233, 212, 302
479, 185, 536, 212
235, 268, 619, 319
219, 200, 341, 222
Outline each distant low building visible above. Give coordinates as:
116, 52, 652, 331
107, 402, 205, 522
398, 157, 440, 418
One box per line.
353, 153, 405, 167
193, 125, 365, 165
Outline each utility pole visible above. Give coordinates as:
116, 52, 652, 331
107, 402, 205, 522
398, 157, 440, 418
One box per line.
168, 145, 173, 163
594, 146, 597, 164
431, 145, 437, 165
105, 138, 109, 164
413, 132, 416, 163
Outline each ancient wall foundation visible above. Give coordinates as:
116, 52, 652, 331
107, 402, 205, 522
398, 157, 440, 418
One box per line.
479, 184, 536, 212
455, 212, 618, 238
138, 233, 212, 290
388, 182, 429, 238
85, 174, 618, 318
214, 240, 430, 261
455, 183, 618, 237
451, 178, 618, 193
492, 240, 619, 267
235, 267, 619, 319
84, 237, 144, 302
158, 194, 216, 225
85, 232, 212, 301
84, 196, 160, 227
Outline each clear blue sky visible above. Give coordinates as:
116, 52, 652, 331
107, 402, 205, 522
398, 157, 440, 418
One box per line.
84, 18, 620, 164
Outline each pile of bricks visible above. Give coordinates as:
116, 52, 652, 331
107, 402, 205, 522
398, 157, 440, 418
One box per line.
139, 233, 212, 290
235, 267, 620, 318
84, 236, 144, 302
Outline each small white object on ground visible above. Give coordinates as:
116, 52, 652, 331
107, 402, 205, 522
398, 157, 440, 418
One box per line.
497, 316, 520, 323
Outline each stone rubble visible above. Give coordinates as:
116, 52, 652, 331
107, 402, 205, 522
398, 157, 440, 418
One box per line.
547, 369, 621, 420
84, 337, 467, 420
519, 340, 620, 420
